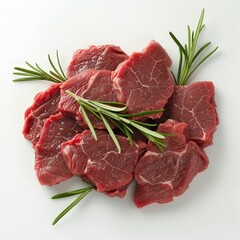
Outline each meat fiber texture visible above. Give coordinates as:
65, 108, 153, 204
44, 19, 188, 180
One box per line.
34, 113, 83, 186
67, 45, 128, 78
163, 81, 219, 147
59, 69, 117, 129
112, 40, 174, 119
23, 83, 61, 145
134, 119, 209, 208
61, 130, 141, 198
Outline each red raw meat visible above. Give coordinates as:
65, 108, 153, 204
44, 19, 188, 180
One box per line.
34, 113, 83, 186
61, 130, 141, 198
112, 40, 174, 118
67, 45, 128, 78
23, 83, 61, 145
59, 69, 117, 129
163, 81, 219, 147
134, 119, 209, 208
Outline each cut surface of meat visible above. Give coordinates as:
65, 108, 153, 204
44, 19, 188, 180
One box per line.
59, 69, 117, 129
112, 40, 174, 118
67, 45, 128, 78
23, 83, 61, 145
134, 119, 209, 208
163, 81, 219, 147
34, 113, 83, 186
61, 130, 141, 198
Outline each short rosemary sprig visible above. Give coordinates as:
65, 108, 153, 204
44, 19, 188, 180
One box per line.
13, 50, 67, 83
170, 9, 218, 85
52, 185, 95, 225
66, 90, 167, 153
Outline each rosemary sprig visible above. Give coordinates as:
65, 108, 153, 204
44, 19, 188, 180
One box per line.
66, 90, 166, 153
13, 50, 67, 83
52, 186, 95, 199
170, 9, 218, 85
52, 185, 95, 225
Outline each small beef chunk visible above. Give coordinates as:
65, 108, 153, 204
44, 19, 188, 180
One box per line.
59, 69, 117, 129
23, 83, 61, 145
163, 81, 219, 147
67, 45, 128, 78
61, 130, 141, 198
34, 113, 83, 186
134, 119, 209, 208
112, 40, 174, 119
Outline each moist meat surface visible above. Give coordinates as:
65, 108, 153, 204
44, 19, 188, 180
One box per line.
67, 45, 128, 78
59, 69, 117, 129
134, 119, 209, 208
34, 113, 83, 186
23, 83, 61, 145
163, 81, 219, 147
61, 130, 141, 198
112, 40, 174, 119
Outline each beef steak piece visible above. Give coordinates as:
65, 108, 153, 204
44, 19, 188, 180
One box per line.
34, 113, 83, 186
112, 40, 174, 118
67, 45, 128, 78
59, 69, 117, 129
163, 81, 219, 147
134, 119, 209, 208
23, 83, 61, 145
61, 130, 141, 198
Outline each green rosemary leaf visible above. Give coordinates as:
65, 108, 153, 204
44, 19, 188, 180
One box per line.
13, 77, 46, 82
81, 102, 102, 120
52, 189, 93, 225
122, 123, 134, 134
35, 63, 52, 77
81, 105, 97, 141
187, 25, 192, 53
129, 121, 165, 139
131, 120, 157, 127
49, 70, 65, 81
107, 118, 126, 134
177, 48, 183, 83
56, 50, 67, 80
171, 71, 177, 84
169, 32, 188, 59
25, 61, 40, 72
48, 53, 64, 80
187, 46, 219, 81
90, 100, 127, 112
52, 186, 95, 199
192, 42, 211, 62
13, 67, 41, 76
100, 112, 121, 153
13, 72, 36, 77
119, 109, 164, 118
122, 124, 133, 146
96, 101, 126, 106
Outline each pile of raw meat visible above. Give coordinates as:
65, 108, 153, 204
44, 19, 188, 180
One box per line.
23, 41, 218, 208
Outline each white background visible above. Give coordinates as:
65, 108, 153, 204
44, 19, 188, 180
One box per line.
0, 0, 239, 239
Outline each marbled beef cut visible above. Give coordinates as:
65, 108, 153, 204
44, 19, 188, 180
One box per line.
163, 81, 219, 147
23, 83, 61, 145
61, 130, 141, 198
134, 119, 209, 208
59, 69, 117, 129
34, 113, 83, 186
67, 45, 128, 78
112, 40, 174, 119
